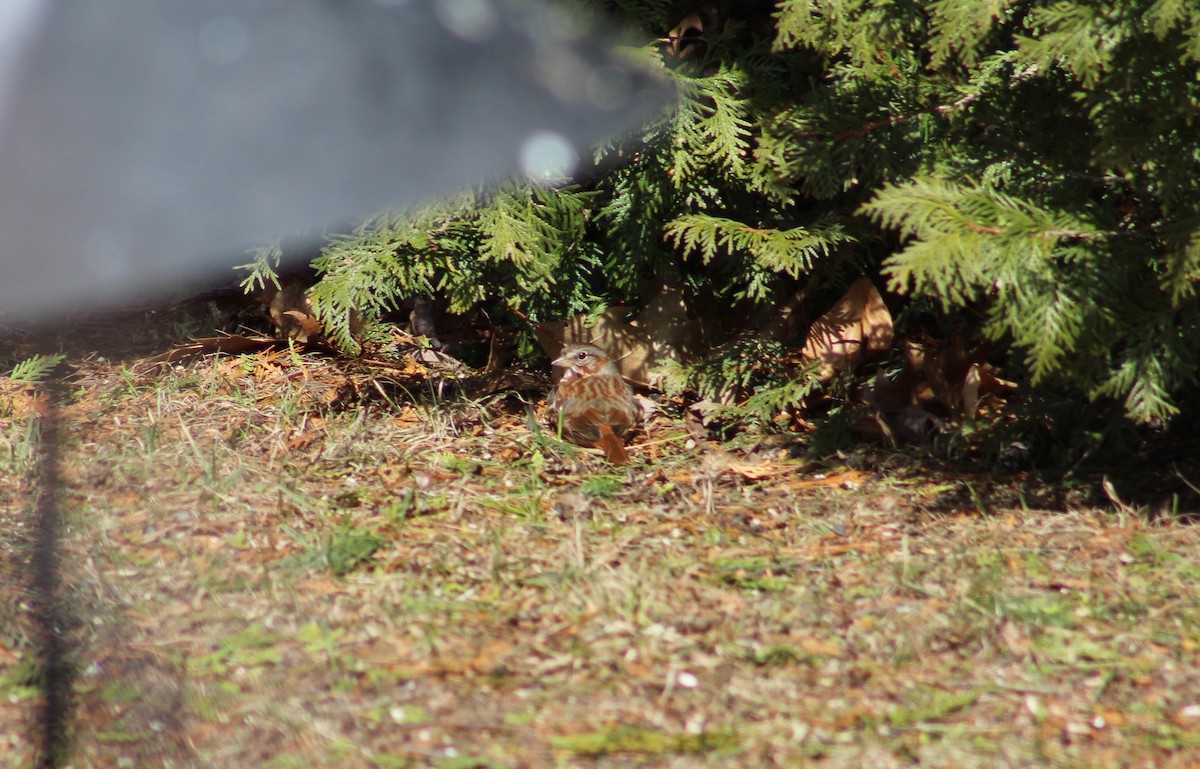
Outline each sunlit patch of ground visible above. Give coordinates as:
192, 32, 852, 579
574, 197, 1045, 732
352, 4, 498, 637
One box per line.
3, 334, 1200, 768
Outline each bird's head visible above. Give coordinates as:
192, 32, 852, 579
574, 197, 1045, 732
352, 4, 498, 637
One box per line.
552, 344, 613, 380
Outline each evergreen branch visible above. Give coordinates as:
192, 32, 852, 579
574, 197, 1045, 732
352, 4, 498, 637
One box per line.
9, 353, 66, 385
808, 90, 983, 144
928, 0, 1019, 67
308, 206, 452, 352
772, 0, 836, 53
607, 0, 671, 30
475, 184, 597, 315
730, 361, 825, 424
1093, 313, 1198, 424
1159, 222, 1200, 305
1015, 2, 1126, 87
866, 177, 1123, 381
669, 66, 754, 176
1146, 0, 1193, 39
236, 241, 283, 294
664, 213, 850, 278
773, 0, 921, 78
864, 177, 1108, 246
246, 0, 1200, 438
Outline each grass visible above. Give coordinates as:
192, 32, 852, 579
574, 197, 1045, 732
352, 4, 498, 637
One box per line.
1, 320, 1200, 768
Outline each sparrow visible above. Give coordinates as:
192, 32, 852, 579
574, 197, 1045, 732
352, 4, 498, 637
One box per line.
548, 344, 640, 465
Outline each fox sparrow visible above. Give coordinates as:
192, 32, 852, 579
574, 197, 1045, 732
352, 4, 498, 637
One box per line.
548, 344, 640, 465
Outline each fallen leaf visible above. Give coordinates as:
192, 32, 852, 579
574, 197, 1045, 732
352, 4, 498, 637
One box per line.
725, 460, 791, 480
139, 335, 286, 367
791, 468, 871, 488
800, 278, 893, 379
270, 280, 319, 342
962, 363, 983, 418
965, 362, 1017, 417
667, 12, 705, 59
669, 13, 702, 46
871, 336, 1015, 418
796, 637, 843, 658
629, 284, 706, 362
285, 426, 324, 452
1174, 704, 1200, 726
468, 639, 516, 673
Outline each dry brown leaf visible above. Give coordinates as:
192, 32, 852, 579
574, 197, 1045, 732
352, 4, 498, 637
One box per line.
285, 426, 324, 452
468, 638, 516, 673
535, 307, 629, 359
282, 309, 322, 341
725, 460, 792, 480
966, 363, 1017, 417
0, 380, 49, 419
796, 637, 844, 658
270, 280, 319, 342
924, 342, 1016, 417
791, 468, 872, 489
866, 335, 1016, 418
962, 363, 984, 418
140, 335, 281, 367
629, 284, 707, 362
667, 12, 704, 58
800, 277, 893, 379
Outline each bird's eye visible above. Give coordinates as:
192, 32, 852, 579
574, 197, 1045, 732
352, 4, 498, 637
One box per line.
575, 351, 588, 360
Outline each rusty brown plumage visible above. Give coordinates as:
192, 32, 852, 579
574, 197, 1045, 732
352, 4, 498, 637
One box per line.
548, 344, 640, 464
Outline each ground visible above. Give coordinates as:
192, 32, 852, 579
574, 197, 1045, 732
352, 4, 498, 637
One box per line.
2, 313, 1200, 768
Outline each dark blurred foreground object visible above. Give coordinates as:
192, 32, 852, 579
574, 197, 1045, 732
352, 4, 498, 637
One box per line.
0, 0, 669, 319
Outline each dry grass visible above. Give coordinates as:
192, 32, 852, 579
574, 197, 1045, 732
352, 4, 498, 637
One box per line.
3, 328, 1200, 768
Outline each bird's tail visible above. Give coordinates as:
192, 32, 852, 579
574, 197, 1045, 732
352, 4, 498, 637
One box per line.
595, 423, 630, 465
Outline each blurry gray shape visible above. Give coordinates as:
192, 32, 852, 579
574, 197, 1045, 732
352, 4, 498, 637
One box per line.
0, 0, 670, 319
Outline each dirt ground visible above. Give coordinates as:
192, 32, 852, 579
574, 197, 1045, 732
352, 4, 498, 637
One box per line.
3, 316, 1200, 768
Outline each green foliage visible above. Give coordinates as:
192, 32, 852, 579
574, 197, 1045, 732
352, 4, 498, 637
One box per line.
733, 362, 826, 426
604, 0, 670, 31
305, 196, 466, 353
236, 240, 282, 294
658, 338, 823, 432
325, 525, 385, 577
9, 353, 66, 384
1016, 3, 1122, 87
244, 1, 854, 356
844, 1, 1200, 424
926, 0, 1019, 68
665, 213, 850, 300
659, 338, 791, 405
773, 0, 927, 77
295, 186, 603, 354
240, 0, 1200, 440
475, 184, 601, 312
